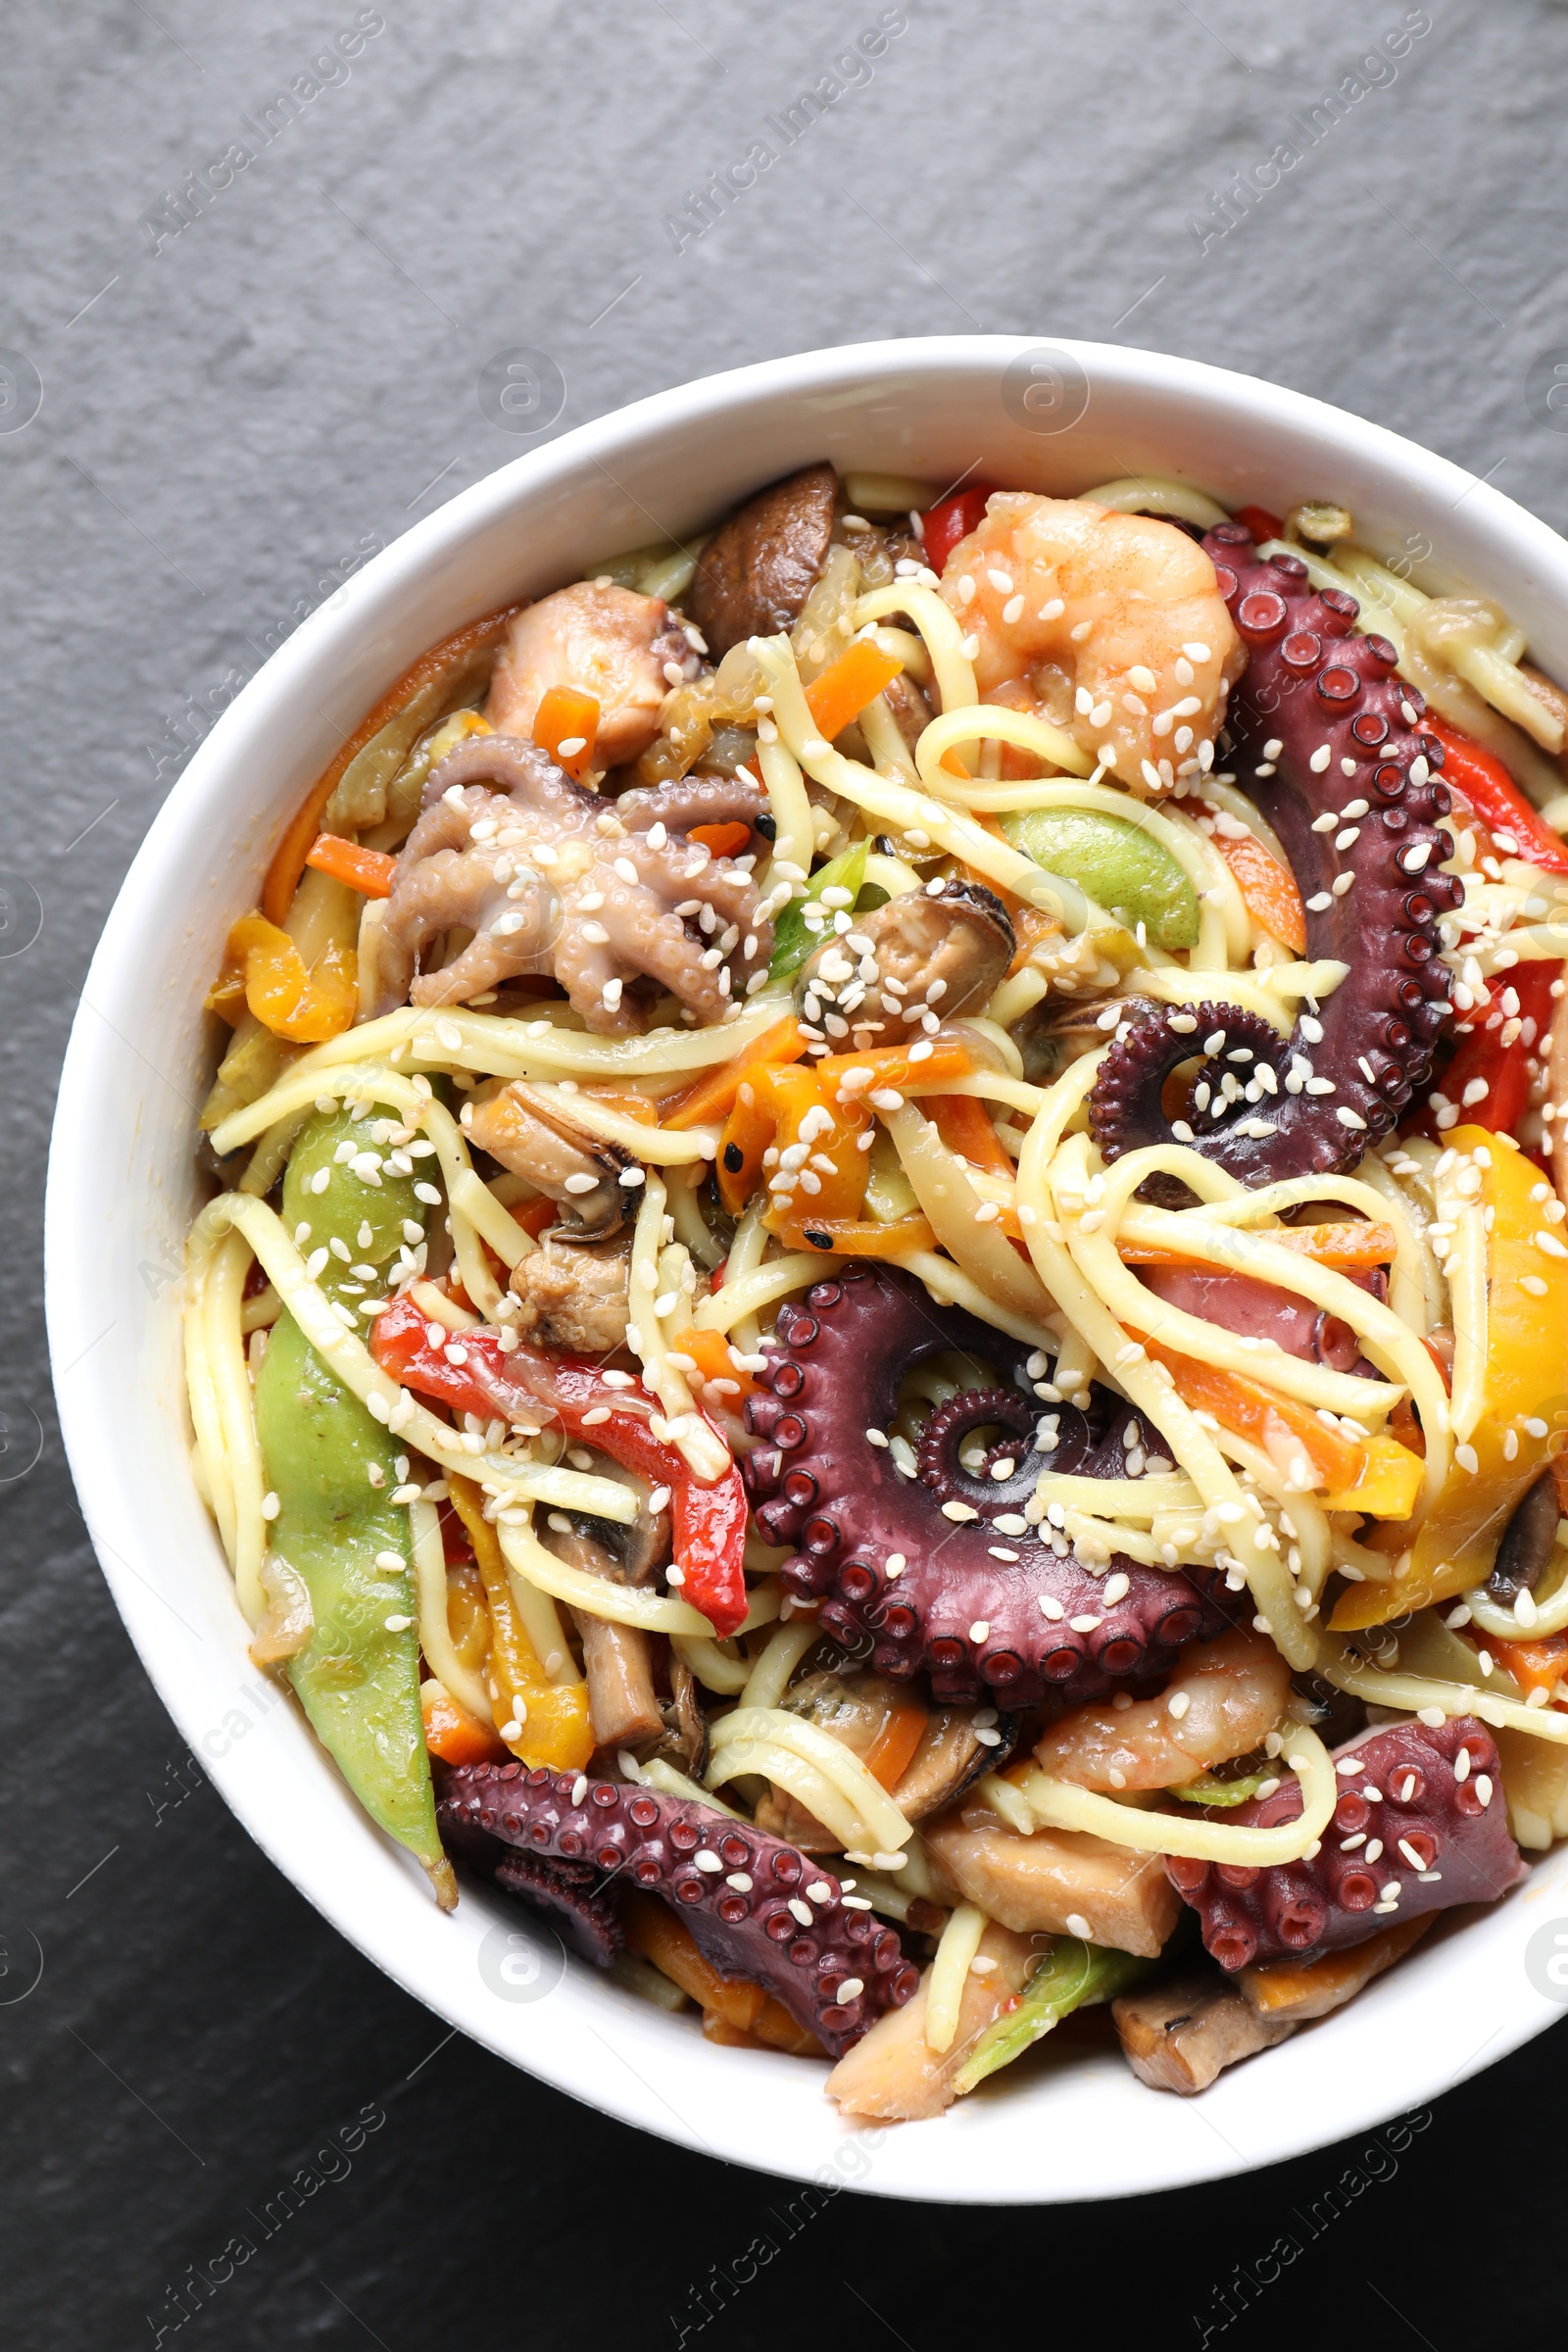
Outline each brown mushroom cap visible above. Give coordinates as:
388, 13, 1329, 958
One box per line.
800, 878, 1015, 1032
689, 463, 839, 658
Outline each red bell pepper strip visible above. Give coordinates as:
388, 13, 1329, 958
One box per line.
369, 1295, 750, 1636
1231, 504, 1284, 545
920, 482, 1002, 575
1428, 718, 1568, 877
1412, 957, 1561, 1140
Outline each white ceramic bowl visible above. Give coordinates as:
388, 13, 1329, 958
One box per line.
47, 336, 1568, 2203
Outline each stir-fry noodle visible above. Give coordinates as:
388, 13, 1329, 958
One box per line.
181, 458, 1568, 2113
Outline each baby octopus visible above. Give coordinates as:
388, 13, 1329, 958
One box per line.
372, 736, 773, 1034
938, 494, 1245, 787
1089, 524, 1462, 1182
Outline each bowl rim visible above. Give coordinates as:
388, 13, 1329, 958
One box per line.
46, 334, 1568, 2204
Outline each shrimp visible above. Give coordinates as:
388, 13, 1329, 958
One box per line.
938, 495, 1244, 791
486, 582, 696, 767
1032, 1626, 1290, 1791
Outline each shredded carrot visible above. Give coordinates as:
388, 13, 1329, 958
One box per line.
928, 1093, 1014, 1179
862, 1698, 927, 1790
689, 820, 753, 860
420, 1681, 507, 1766
769, 1211, 937, 1259
624, 1894, 823, 2052
512, 1196, 557, 1241
1211, 828, 1306, 955
671, 1325, 758, 1399
815, 1038, 973, 1096
1137, 1336, 1363, 1490
261, 601, 521, 925
661, 1015, 807, 1131
447, 1474, 592, 1771
803, 639, 904, 743
533, 684, 600, 781
305, 832, 398, 898
1119, 1220, 1397, 1271
1475, 1630, 1568, 1698
1243, 1916, 1431, 2013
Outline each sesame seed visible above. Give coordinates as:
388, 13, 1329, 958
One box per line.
1064, 1912, 1093, 1939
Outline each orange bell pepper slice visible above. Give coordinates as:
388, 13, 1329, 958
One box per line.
1138, 1337, 1364, 1491
718, 1064, 871, 1224
803, 639, 904, 742
224, 910, 358, 1044
532, 684, 601, 782
1210, 828, 1306, 955
1334, 1126, 1568, 1630
623, 1892, 824, 2054
770, 1211, 937, 1258
262, 601, 521, 925
305, 832, 399, 898
446, 1475, 593, 1772
661, 1014, 807, 1131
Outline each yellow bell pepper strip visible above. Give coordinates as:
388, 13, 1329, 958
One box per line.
1136, 1338, 1364, 1492
1334, 1125, 1568, 1630
770, 1211, 937, 1259
803, 638, 905, 743
446, 1473, 593, 1772
661, 1014, 807, 1131
1319, 1432, 1426, 1519
224, 910, 357, 1044
262, 601, 522, 924
305, 833, 399, 898
373, 1297, 751, 1637
532, 683, 601, 781
1209, 827, 1306, 955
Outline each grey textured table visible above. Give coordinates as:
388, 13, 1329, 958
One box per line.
10, 3, 1568, 2342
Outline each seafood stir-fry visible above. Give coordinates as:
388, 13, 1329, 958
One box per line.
187, 460, 1568, 2119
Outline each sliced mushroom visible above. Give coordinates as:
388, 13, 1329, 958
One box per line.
1488, 1470, 1561, 1604
510, 1232, 632, 1354
800, 877, 1015, 1033
467, 1082, 633, 1237
541, 1494, 667, 1753
922, 1814, 1180, 1956
1111, 1967, 1295, 2095
688, 463, 839, 659
889, 1706, 1017, 1822
484, 582, 692, 767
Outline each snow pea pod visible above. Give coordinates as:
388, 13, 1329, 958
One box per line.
1002, 807, 1200, 951
252, 1106, 453, 1903
953, 1936, 1148, 2094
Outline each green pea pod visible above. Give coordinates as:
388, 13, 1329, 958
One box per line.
251, 1107, 453, 1903
953, 1936, 1149, 2095
768, 839, 889, 983
1171, 1768, 1274, 1808
1002, 808, 1200, 951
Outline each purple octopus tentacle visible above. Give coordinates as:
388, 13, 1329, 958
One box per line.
741, 1263, 1234, 1710
1166, 1715, 1525, 1969
1088, 527, 1462, 1185
436, 1763, 916, 2055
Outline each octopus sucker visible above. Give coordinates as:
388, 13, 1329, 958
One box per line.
436, 1764, 917, 2054
1088, 526, 1461, 1184
1167, 1715, 1525, 1969
741, 1263, 1233, 1709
